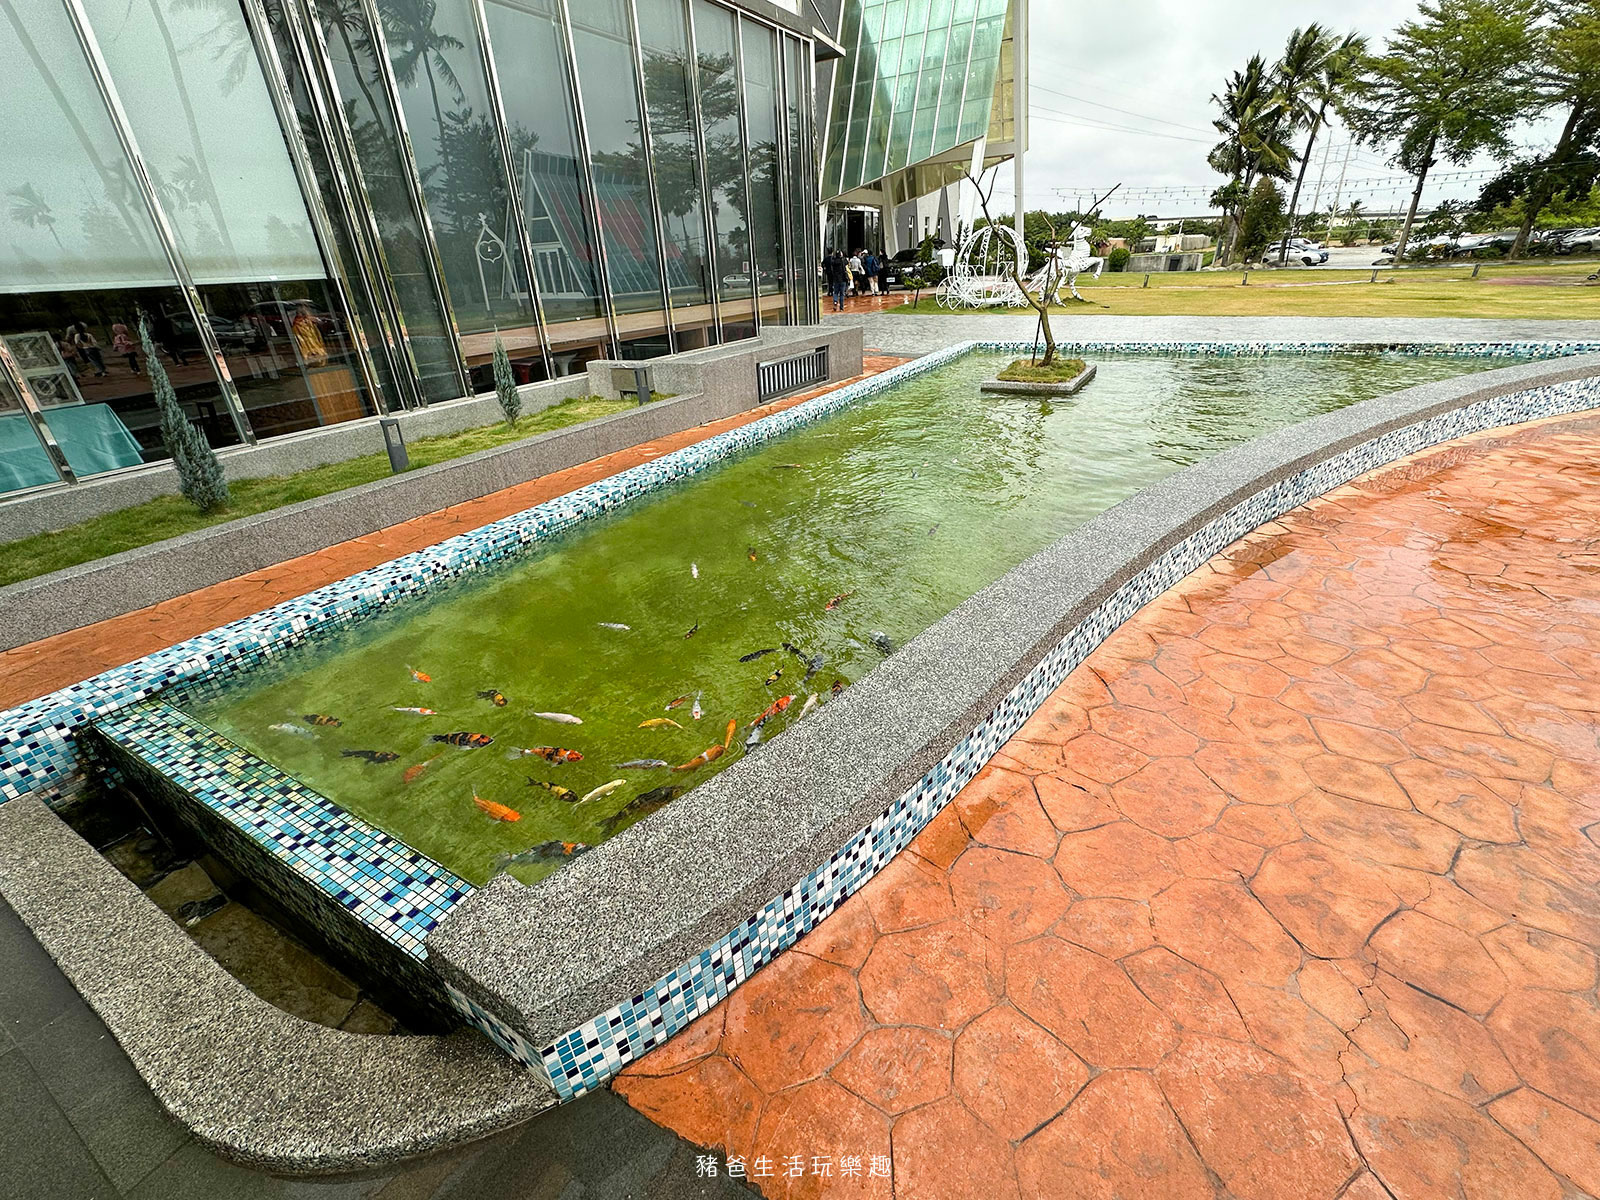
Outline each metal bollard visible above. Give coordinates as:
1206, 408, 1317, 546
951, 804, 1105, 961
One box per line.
1142, 274, 1150, 288
379, 416, 409, 473
1241, 268, 1250, 286
630, 365, 651, 406
1370, 269, 1379, 283
1471, 263, 1481, 278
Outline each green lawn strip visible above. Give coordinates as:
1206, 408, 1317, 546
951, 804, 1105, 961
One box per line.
996, 357, 1088, 382
0, 394, 642, 588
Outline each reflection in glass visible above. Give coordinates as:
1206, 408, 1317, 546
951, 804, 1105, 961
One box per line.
485, 0, 612, 368
0, 0, 243, 488
958, 0, 1007, 142
313, 0, 464, 402
740, 19, 785, 328
635, 0, 716, 348
783, 35, 812, 323
692, 0, 753, 336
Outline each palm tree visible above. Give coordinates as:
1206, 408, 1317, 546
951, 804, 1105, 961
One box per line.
380, 0, 466, 156
1209, 56, 1293, 264
7, 183, 62, 249
1277, 31, 1367, 264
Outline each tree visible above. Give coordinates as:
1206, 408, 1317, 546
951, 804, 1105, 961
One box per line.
965, 169, 1061, 366
1209, 56, 1295, 263
1238, 177, 1287, 259
492, 334, 520, 426
1277, 31, 1367, 263
140, 319, 229, 513
1349, 0, 1540, 260
1504, 0, 1600, 255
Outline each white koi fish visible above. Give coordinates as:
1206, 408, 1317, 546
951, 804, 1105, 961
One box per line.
598, 622, 631, 631
799, 693, 819, 719
691, 692, 703, 721
269, 723, 315, 738
531, 712, 583, 725
691, 562, 699, 579
580, 779, 626, 804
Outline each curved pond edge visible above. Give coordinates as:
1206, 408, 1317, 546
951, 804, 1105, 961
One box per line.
427, 346, 1600, 1100
0, 340, 1596, 1171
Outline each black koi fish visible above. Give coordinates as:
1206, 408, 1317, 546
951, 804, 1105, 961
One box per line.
740, 648, 779, 662
600, 784, 683, 836
341, 750, 398, 764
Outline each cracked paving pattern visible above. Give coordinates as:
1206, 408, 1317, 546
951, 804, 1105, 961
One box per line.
615, 411, 1600, 1199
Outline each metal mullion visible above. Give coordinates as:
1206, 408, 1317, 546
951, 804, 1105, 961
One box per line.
351, 0, 472, 397
60, 0, 257, 446
294, 0, 427, 409
555, 0, 621, 358
0, 341, 76, 485
733, 16, 759, 335
923, 0, 963, 160
683, 0, 723, 342
472, 0, 555, 379
774, 36, 794, 325
808, 45, 820, 322
625, 0, 678, 352
238, 0, 389, 415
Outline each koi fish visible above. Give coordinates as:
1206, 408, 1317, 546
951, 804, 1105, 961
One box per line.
749, 694, 795, 728
684, 621, 699, 639
672, 744, 725, 772
747, 547, 758, 562
531, 712, 583, 725
598, 622, 631, 631
433, 731, 494, 748
782, 641, 809, 660
269, 723, 315, 738
402, 755, 441, 784
580, 779, 626, 804
472, 789, 521, 822
408, 666, 431, 683
772, 463, 803, 469
868, 631, 896, 656
739, 648, 779, 662
526, 778, 579, 802
691, 692, 703, 721
494, 840, 591, 872
803, 655, 825, 684
664, 696, 691, 710
639, 717, 682, 730
614, 759, 670, 770
929, 525, 940, 536
831, 679, 845, 698
391, 706, 437, 716
478, 689, 508, 707
341, 750, 399, 764
764, 666, 784, 686
799, 693, 819, 719
521, 746, 583, 764
600, 785, 682, 836
691, 562, 699, 579
723, 718, 737, 749
303, 713, 341, 727
739, 500, 757, 508
825, 591, 854, 611
745, 723, 764, 749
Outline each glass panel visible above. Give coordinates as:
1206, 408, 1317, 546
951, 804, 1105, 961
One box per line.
692, 0, 752, 335
636, 0, 715, 348
817, 0, 862, 199
740, 19, 784, 316
313, 0, 462, 402
783, 35, 810, 324
958, 0, 1006, 142
486, 0, 610, 367
908, 0, 952, 164
0, 0, 241, 483
571, 0, 667, 345
934, 14, 973, 149
0, 369, 62, 494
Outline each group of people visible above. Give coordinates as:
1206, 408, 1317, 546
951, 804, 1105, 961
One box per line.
56, 311, 191, 381
822, 248, 891, 311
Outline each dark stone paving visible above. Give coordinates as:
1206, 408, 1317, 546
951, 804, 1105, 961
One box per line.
0, 900, 753, 1199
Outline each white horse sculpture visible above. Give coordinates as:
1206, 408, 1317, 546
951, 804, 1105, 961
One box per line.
1029, 223, 1105, 303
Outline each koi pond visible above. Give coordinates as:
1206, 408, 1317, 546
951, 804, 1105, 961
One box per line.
183, 349, 1518, 887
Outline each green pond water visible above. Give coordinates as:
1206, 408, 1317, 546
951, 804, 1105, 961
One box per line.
188, 350, 1517, 886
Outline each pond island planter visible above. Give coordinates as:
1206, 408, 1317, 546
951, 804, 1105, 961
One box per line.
979, 361, 1097, 396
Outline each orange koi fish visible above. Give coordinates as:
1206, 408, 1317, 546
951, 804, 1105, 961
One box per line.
472, 790, 521, 822
749, 694, 795, 728
824, 591, 854, 611
639, 717, 682, 729
408, 666, 431, 683
747, 546, 758, 561
723, 718, 736, 749
402, 761, 431, 784
524, 746, 583, 764
303, 713, 341, 727
665, 695, 691, 710
432, 731, 494, 748
673, 744, 726, 773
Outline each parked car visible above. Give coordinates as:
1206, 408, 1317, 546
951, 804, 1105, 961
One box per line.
1282, 237, 1329, 265
1551, 227, 1599, 254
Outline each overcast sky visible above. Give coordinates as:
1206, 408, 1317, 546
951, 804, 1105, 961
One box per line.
989, 0, 1561, 221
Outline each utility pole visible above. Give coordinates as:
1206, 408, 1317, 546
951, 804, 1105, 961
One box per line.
1325, 138, 1352, 243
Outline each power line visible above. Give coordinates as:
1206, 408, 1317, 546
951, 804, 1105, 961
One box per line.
1028, 82, 1217, 137
1028, 106, 1215, 144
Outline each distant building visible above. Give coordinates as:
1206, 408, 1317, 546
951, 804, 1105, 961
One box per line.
812, 0, 1027, 255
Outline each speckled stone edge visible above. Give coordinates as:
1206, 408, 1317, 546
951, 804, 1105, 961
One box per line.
979, 362, 1097, 395
0, 795, 555, 1174
426, 349, 1600, 1099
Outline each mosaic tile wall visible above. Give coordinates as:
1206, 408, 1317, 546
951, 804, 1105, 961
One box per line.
0, 339, 1595, 1095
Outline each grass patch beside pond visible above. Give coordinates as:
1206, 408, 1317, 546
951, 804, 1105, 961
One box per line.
996, 357, 1088, 383
0, 394, 646, 588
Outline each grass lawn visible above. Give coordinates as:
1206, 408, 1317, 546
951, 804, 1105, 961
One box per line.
0, 395, 642, 588
891, 260, 1600, 319
995, 357, 1088, 382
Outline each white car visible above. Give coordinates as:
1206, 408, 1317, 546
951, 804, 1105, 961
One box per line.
1270, 237, 1328, 265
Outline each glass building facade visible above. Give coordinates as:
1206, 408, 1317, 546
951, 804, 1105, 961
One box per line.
818, 0, 1010, 200
0, 0, 819, 496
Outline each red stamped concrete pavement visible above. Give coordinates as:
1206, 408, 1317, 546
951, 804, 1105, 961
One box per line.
616, 412, 1600, 1199
0, 356, 911, 711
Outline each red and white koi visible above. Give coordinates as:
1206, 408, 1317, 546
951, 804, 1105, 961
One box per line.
407, 666, 432, 683
672, 744, 725, 773
391, 706, 437, 716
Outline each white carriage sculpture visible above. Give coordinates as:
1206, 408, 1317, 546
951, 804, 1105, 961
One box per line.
935, 221, 1106, 309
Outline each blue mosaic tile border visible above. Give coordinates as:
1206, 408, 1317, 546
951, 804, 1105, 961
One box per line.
527, 368, 1600, 1098
94, 701, 472, 959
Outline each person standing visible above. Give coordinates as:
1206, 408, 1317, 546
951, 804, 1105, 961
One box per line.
72, 322, 106, 377
847, 249, 864, 296
863, 248, 879, 295
824, 249, 848, 311
877, 249, 891, 295
111, 321, 140, 373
